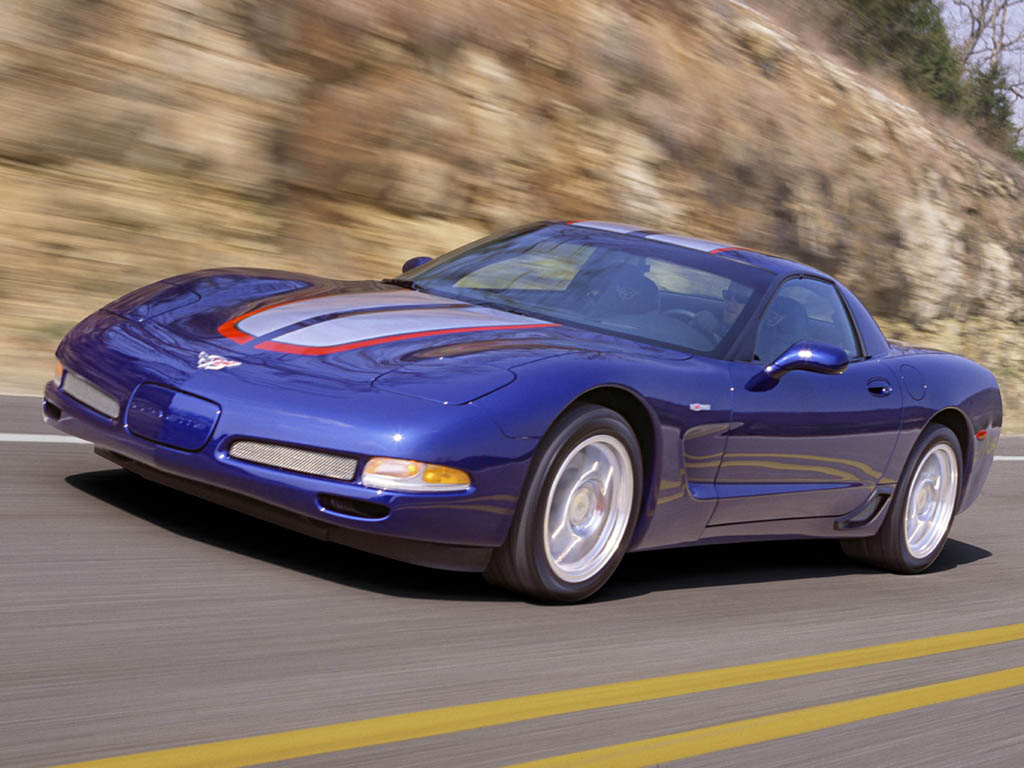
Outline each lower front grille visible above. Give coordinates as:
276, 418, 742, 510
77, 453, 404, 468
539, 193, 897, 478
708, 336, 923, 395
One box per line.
229, 440, 358, 481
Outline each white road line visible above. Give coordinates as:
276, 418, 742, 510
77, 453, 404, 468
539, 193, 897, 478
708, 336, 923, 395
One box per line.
0, 432, 89, 444
993, 456, 1024, 461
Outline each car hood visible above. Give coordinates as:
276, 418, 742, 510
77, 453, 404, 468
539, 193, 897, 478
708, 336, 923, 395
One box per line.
99, 268, 622, 404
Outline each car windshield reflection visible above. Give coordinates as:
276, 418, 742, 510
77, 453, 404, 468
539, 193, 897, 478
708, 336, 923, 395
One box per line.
401, 223, 772, 357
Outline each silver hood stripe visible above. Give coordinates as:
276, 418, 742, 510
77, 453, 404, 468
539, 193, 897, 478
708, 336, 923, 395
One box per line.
269, 305, 551, 349
236, 290, 462, 337
220, 292, 558, 355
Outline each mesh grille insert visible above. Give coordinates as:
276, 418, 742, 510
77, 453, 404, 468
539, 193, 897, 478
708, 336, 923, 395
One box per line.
229, 440, 358, 481
63, 371, 120, 419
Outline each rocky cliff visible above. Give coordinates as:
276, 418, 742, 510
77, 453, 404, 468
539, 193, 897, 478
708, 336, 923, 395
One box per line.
2, 0, 1021, 428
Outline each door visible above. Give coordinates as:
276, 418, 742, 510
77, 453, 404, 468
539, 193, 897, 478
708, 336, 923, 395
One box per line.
708, 276, 903, 525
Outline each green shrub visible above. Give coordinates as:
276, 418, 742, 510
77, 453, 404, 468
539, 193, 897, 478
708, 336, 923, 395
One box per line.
830, 0, 963, 108
962, 63, 1020, 151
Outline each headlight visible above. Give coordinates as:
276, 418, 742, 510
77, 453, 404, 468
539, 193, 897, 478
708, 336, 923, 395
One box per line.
362, 457, 471, 492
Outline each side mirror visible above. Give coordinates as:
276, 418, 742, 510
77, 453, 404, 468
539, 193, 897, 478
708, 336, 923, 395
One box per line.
402, 256, 433, 273
746, 341, 849, 392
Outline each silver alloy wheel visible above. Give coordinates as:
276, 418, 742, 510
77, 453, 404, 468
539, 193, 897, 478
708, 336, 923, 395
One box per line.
904, 442, 958, 560
543, 434, 634, 583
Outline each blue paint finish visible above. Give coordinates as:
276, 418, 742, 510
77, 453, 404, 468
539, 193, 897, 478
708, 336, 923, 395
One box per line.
44, 222, 1003, 573
709, 356, 904, 525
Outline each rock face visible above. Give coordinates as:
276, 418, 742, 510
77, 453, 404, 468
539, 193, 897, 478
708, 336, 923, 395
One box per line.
2, 0, 1022, 429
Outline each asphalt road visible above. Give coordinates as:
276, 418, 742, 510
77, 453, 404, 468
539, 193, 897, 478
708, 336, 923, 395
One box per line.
2, 394, 1022, 768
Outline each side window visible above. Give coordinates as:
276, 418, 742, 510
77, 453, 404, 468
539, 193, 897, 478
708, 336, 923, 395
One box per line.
645, 260, 758, 351
754, 278, 861, 362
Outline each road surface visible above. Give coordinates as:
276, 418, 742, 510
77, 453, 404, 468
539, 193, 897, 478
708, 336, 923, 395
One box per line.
2, 395, 1022, 767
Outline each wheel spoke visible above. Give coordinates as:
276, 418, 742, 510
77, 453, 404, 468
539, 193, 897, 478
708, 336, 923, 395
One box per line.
601, 463, 615, 497
577, 457, 601, 485
553, 532, 585, 565
548, 514, 569, 547
548, 515, 582, 564
906, 516, 925, 547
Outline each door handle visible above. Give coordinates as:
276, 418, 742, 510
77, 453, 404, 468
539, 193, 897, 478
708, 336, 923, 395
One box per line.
867, 379, 892, 397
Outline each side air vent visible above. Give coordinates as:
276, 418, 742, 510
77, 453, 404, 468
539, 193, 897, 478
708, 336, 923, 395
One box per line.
229, 440, 358, 481
319, 494, 389, 520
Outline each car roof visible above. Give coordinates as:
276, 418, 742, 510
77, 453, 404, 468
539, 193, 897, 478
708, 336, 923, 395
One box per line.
565, 220, 830, 279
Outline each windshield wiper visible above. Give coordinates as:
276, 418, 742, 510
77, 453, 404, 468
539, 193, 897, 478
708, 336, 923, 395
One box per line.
462, 295, 542, 319
382, 277, 421, 291
383, 281, 543, 320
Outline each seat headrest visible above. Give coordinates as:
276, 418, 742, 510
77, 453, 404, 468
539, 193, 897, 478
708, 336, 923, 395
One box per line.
607, 266, 658, 315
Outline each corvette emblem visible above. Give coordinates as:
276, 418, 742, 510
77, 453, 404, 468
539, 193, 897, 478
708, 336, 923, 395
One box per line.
689, 403, 711, 412
197, 351, 241, 371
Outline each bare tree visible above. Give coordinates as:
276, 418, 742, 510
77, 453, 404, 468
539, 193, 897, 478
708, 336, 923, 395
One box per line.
947, 0, 1024, 97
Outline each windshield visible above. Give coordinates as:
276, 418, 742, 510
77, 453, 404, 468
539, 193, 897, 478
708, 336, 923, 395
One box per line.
398, 223, 773, 356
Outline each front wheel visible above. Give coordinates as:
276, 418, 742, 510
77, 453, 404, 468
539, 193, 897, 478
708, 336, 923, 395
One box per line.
485, 404, 642, 603
841, 423, 961, 573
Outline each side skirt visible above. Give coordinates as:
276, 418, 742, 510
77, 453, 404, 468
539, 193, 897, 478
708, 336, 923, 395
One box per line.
695, 486, 896, 544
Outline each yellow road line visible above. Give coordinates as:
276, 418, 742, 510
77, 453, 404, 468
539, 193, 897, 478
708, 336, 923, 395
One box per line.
505, 664, 1024, 767
49, 622, 1024, 768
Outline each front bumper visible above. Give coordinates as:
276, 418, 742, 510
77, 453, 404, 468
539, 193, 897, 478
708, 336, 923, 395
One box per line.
94, 447, 491, 571
44, 378, 521, 571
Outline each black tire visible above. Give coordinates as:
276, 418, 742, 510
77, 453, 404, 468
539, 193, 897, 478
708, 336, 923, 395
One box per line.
841, 423, 962, 573
485, 404, 643, 603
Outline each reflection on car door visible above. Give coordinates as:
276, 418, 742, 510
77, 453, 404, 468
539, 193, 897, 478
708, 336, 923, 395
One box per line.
708, 277, 904, 526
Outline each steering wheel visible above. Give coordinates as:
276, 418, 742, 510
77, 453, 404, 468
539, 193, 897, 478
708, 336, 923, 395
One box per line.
679, 310, 721, 347
665, 308, 695, 322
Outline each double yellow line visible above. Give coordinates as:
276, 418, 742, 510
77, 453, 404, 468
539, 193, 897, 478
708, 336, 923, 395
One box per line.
510, 665, 1024, 767
51, 622, 1024, 768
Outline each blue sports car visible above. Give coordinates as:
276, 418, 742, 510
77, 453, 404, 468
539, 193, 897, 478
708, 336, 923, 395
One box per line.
44, 221, 1002, 602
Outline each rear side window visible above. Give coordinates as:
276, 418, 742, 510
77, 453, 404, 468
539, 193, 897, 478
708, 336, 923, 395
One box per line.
754, 278, 861, 362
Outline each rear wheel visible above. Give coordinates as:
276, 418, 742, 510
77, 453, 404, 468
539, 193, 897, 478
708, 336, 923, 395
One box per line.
485, 404, 642, 603
841, 423, 961, 573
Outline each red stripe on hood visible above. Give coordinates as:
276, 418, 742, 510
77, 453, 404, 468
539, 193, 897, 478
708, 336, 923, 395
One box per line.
217, 299, 305, 344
